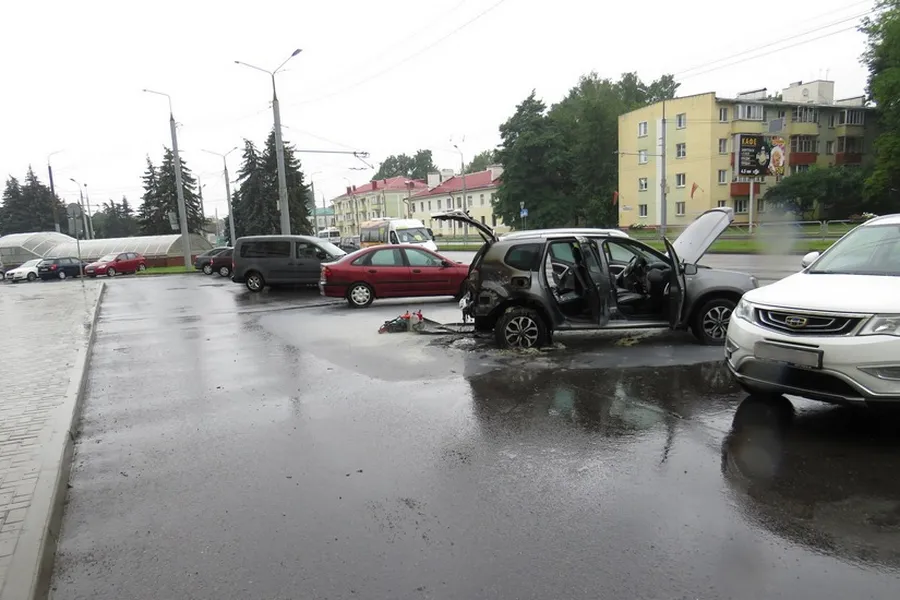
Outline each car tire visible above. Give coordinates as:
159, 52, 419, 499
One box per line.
107, 268, 117, 277
218, 266, 231, 277
138, 264, 146, 272
494, 307, 550, 350
58, 271, 67, 280
245, 271, 265, 292
202, 264, 213, 275
691, 297, 735, 345
27, 273, 36, 281
346, 282, 374, 308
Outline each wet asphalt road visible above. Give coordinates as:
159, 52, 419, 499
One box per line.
49, 274, 900, 600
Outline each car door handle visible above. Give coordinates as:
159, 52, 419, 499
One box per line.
412, 269, 421, 273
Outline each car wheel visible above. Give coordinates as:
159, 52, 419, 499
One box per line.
27, 273, 36, 281
138, 264, 146, 272
347, 282, 374, 308
107, 267, 117, 277
59, 270, 67, 280
692, 298, 735, 345
494, 307, 549, 350
245, 271, 265, 292
218, 266, 231, 277
202, 264, 213, 275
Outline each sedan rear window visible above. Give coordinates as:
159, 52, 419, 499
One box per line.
240, 241, 291, 258
504, 244, 542, 271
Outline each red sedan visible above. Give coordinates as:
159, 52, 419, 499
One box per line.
84, 252, 147, 277
319, 245, 469, 308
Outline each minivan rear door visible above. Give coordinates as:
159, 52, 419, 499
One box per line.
663, 238, 687, 328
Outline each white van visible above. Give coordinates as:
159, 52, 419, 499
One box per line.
359, 218, 437, 251
317, 227, 341, 242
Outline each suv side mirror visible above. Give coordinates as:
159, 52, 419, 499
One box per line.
316, 250, 328, 260
427, 228, 434, 239
800, 251, 820, 269
683, 263, 698, 276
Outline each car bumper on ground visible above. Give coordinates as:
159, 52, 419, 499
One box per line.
319, 282, 347, 298
725, 314, 900, 405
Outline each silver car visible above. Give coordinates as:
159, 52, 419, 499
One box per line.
433, 207, 758, 348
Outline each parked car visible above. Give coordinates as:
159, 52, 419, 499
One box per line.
5, 258, 42, 283
433, 207, 758, 349
726, 214, 900, 406
319, 245, 469, 308
208, 248, 233, 277
232, 235, 347, 292
194, 247, 230, 274
84, 252, 146, 277
37, 257, 87, 280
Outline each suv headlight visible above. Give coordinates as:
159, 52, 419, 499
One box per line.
733, 297, 754, 322
859, 315, 900, 337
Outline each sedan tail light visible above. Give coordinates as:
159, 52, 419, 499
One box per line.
322, 266, 332, 280
50, 264, 57, 270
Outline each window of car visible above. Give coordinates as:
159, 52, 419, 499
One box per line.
296, 242, 322, 259
369, 248, 404, 266
405, 248, 443, 267
548, 241, 576, 264
504, 243, 542, 271
809, 224, 900, 276
239, 240, 291, 258
603, 240, 660, 264
220, 249, 233, 257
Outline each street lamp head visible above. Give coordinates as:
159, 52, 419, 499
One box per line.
291, 49, 302, 57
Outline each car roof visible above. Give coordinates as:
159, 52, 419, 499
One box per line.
235, 234, 320, 243
500, 228, 630, 241
865, 214, 900, 226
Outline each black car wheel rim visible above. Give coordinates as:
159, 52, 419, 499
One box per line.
702, 306, 732, 340
248, 275, 262, 290
504, 316, 539, 348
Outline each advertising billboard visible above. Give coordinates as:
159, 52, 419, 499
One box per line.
734, 134, 786, 177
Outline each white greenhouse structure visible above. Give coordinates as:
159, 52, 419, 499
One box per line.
0, 232, 212, 268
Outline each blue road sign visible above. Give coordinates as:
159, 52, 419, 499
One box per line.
520, 208, 528, 218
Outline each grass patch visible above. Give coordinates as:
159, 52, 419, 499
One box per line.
136, 265, 197, 275
438, 244, 483, 252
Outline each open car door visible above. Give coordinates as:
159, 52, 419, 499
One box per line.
581, 238, 611, 327
663, 238, 686, 329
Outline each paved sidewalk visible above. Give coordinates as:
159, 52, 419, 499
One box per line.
0, 281, 103, 600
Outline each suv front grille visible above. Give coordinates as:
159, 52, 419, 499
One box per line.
755, 308, 864, 336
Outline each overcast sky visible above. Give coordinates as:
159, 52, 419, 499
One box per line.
0, 0, 875, 219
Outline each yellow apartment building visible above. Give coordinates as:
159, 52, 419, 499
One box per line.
617, 80, 878, 228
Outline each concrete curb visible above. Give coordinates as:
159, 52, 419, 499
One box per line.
0, 282, 106, 600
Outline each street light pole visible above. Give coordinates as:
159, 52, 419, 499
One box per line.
235, 49, 302, 235
659, 99, 668, 240
202, 147, 238, 244
83, 183, 95, 239
143, 89, 191, 268
309, 171, 322, 234
47, 150, 63, 232
69, 178, 90, 239
452, 143, 468, 239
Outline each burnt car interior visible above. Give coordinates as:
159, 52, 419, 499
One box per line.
544, 240, 602, 321
601, 239, 672, 318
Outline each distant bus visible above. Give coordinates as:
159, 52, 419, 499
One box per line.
317, 227, 341, 242
359, 218, 437, 251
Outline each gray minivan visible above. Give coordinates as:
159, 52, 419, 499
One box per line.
232, 235, 347, 292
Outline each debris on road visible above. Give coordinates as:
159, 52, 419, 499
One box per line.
377, 310, 474, 335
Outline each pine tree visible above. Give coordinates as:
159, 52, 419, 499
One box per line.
231, 139, 275, 237
0, 177, 26, 235
0, 168, 65, 235
157, 148, 204, 233
137, 157, 166, 234
262, 129, 311, 235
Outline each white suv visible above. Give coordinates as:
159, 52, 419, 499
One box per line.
726, 214, 900, 405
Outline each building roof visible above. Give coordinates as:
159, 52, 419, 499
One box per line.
331, 176, 428, 201
414, 170, 500, 199
0, 231, 213, 264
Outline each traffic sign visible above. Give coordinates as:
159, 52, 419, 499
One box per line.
66, 203, 83, 218
520, 208, 528, 218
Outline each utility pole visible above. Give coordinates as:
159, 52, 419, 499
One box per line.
453, 142, 469, 240
144, 89, 191, 268
198, 176, 206, 230
47, 151, 62, 232
310, 180, 317, 232
70, 178, 90, 239
83, 184, 95, 239
202, 147, 238, 245
659, 99, 668, 240
235, 50, 302, 236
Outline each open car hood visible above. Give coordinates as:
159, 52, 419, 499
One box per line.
430, 209, 497, 243
671, 207, 734, 265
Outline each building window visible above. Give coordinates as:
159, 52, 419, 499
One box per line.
675, 143, 686, 158
736, 198, 749, 213
492, 214, 498, 227
638, 204, 648, 217
437, 199, 441, 209
467, 195, 473, 206
480, 215, 486, 224
828, 114, 835, 128
428, 200, 432, 210
717, 200, 727, 208
719, 107, 729, 122
675, 201, 686, 216
737, 104, 765, 121
790, 164, 810, 175
718, 169, 728, 184
638, 121, 648, 137
757, 199, 766, 213
790, 135, 817, 153
837, 136, 863, 153
419, 202, 424, 212
718, 138, 728, 154
676, 113, 687, 129
638, 177, 648, 191
456, 197, 462, 208
825, 141, 834, 155
638, 149, 648, 164
480, 194, 485, 205
838, 110, 865, 126
675, 173, 686, 188
792, 106, 819, 123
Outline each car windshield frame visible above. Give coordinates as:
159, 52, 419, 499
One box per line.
807, 223, 900, 277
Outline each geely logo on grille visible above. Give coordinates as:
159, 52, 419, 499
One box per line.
784, 315, 808, 328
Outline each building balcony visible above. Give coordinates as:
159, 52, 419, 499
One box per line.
786, 121, 819, 136
835, 123, 866, 137
789, 152, 818, 166
730, 182, 761, 197
834, 152, 863, 165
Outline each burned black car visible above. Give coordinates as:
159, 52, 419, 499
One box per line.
433, 208, 758, 349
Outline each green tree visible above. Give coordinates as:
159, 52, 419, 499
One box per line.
261, 130, 312, 236
862, 1, 900, 204
0, 168, 66, 235
230, 140, 271, 239
93, 197, 139, 238
762, 166, 877, 220
465, 150, 498, 173
374, 149, 437, 180
136, 158, 166, 234
136, 150, 204, 235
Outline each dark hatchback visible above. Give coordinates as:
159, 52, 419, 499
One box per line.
194, 247, 230, 274
37, 257, 86, 280
208, 248, 234, 277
